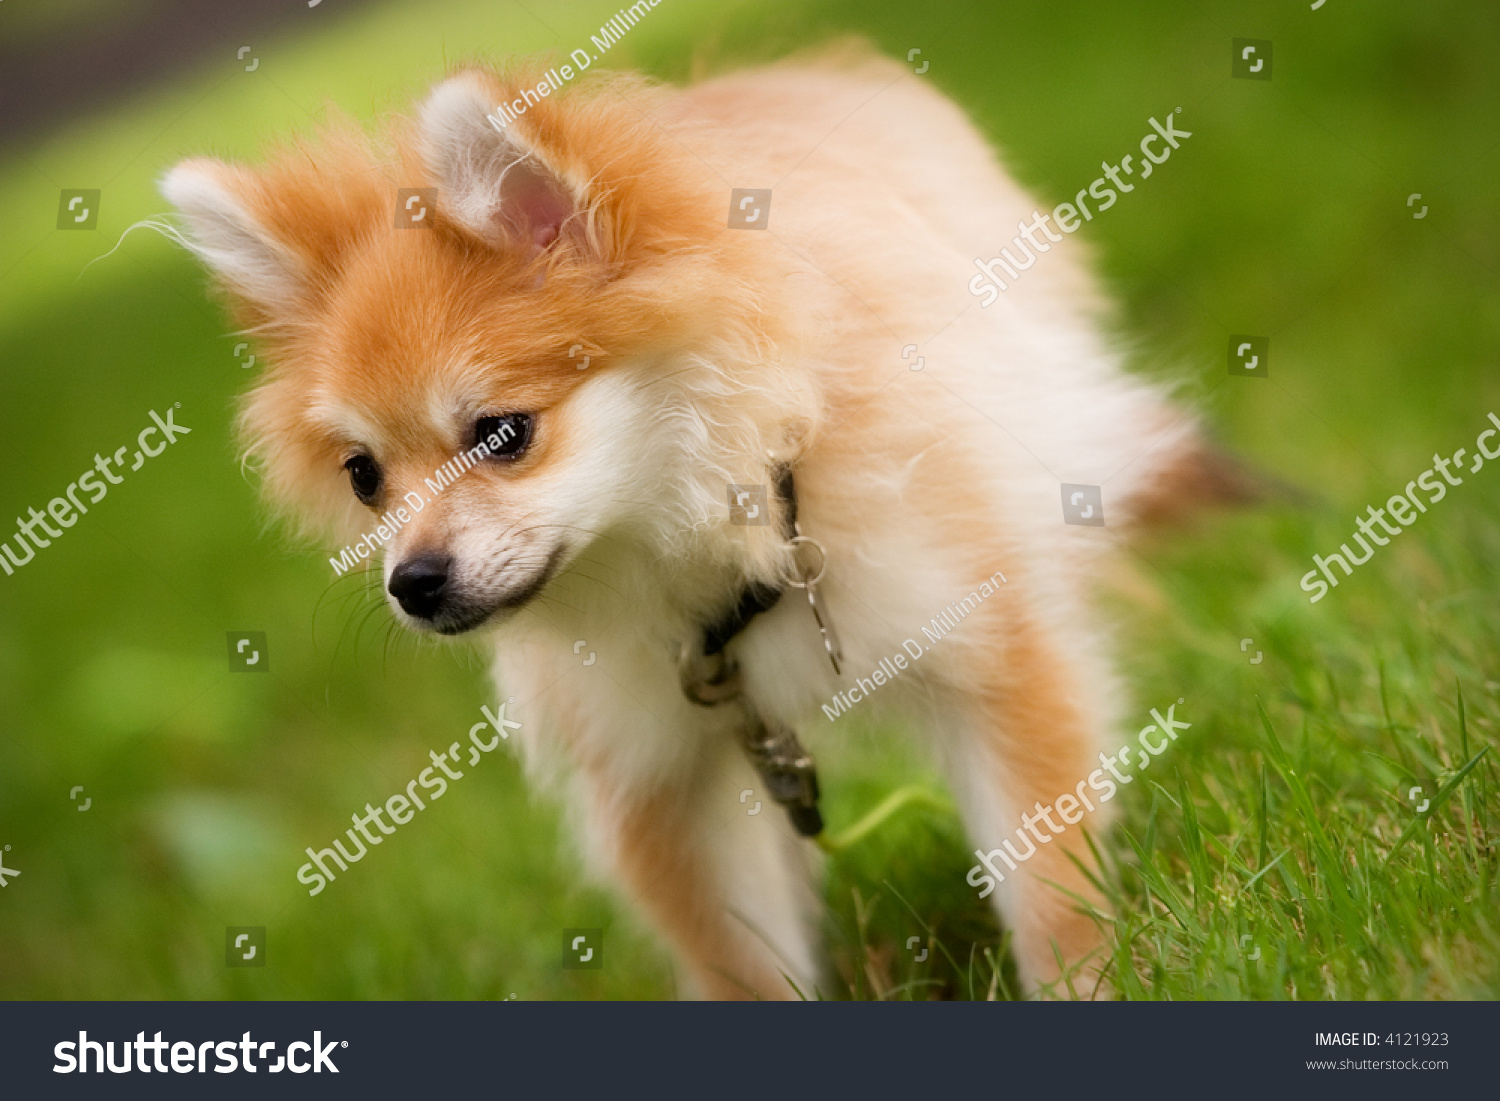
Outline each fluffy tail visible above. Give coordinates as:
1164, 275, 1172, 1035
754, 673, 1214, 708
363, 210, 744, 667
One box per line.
1124, 434, 1290, 528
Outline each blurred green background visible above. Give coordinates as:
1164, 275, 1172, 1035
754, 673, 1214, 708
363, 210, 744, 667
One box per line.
1, 0, 1497, 1000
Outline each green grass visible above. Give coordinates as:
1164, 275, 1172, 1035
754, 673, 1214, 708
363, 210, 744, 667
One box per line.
1, 0, 1497, 1000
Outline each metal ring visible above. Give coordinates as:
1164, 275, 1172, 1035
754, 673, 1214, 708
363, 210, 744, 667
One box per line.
785, 535, 827, 588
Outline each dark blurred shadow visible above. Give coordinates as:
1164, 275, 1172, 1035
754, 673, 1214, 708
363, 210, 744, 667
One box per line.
0, 0, 379, 152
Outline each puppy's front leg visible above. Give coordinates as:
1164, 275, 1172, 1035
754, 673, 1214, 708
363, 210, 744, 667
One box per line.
518, 651, 822, 1000
578, 744, 821, 1000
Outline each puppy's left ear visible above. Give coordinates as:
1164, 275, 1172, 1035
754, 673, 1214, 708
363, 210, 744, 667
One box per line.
418, 71, 592, 260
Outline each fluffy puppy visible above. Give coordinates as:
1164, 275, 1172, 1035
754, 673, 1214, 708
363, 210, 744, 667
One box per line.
164, 49, 1212, 999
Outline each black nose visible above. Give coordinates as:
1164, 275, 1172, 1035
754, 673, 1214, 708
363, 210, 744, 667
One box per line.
388, 553, 452, 619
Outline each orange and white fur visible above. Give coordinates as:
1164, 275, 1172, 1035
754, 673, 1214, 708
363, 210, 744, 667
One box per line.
164, 50, 1210, 999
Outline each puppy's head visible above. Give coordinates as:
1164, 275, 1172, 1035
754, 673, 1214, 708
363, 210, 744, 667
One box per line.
164, 67, 812, 635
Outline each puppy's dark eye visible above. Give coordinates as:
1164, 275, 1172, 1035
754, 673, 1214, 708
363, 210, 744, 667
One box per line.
344, 454, 382, 503
475, 413, 533, 459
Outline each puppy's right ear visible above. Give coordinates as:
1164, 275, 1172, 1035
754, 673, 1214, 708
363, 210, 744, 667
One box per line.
160, 159, 305, 318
